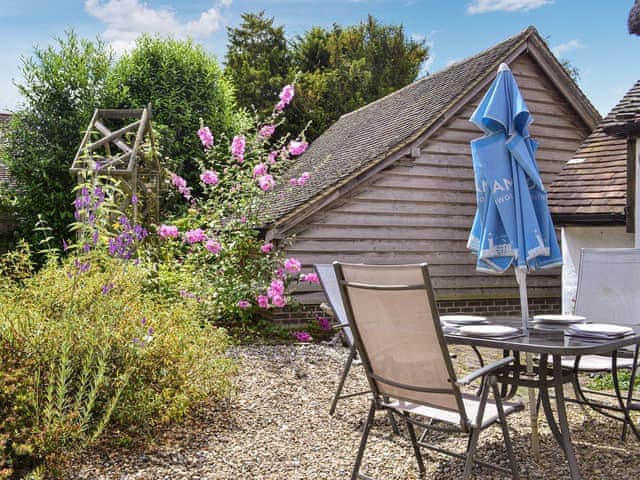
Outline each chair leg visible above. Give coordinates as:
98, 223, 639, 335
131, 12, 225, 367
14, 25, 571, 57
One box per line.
462, 427, 481, 480
351, 399, 376, 480
622, 345, 640, 441
403, 412, 426, 476
330, 345, 356, 415
492, 381, 520, 480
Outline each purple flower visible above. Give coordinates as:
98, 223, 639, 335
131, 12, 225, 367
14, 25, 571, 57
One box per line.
184, 228, 207, 244
131, 194, 138, 205
197, 126, 214, 148
101, 283, 114, 295
294, 331, 312, 342
284, 257, 302, 274
200, 169, 219, 186
62, 239, 69, 251
141, 317, 147, 326
237, 300, 251, 309
158, 224, 179, 239
317, 316, 332, 331
180, 289, 196, 299
260, 242, 274, 253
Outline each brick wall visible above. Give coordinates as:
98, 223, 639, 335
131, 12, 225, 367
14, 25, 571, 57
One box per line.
271, 295, 561, 329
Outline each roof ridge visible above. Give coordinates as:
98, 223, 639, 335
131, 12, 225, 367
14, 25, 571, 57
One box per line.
339, 26, 536, 121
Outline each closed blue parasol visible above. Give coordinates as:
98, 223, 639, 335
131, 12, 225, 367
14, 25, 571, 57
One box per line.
467, 62, 562, 331
467, 62, 562, 459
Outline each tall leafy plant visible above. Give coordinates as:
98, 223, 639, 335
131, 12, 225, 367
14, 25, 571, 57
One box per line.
1, 30, 120, 253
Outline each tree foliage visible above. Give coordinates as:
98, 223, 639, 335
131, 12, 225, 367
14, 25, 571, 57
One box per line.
225, 11, 290, 117
1, 30, 119, 251
110, 35, 248, 187
225, 14, 429, 141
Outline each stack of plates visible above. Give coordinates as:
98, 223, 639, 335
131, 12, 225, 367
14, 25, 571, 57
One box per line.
458, 325, 519, 338
440, 315, 488, 326
532, 314, 586, 325
565, 323, 633, 339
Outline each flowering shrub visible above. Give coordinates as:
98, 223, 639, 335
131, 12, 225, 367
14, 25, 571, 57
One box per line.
154, 83, 317, 334
0, 170, 236, 476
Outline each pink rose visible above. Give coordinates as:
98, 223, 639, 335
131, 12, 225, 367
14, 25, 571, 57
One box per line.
258, 174, 275, 191
171, 174, 191, 200
284, 257, 301, 273
297, 172, 310, 185
231, 135, 246, 162
200, 169, 219, 185
259, 125, 275, 138
260, 242, 274, 253
253, 162, 268, 178
275, 84, 295, 111
257, 295, 269, 309
272, 294, 286, 308
197, 126, 214, 148
158, 224, 179, 239
267, 151, 278, 164
205, 239, 222, 253
184, 228, 207, 244
289, 178, 298, 186
288, 140, 308, 156
237, 300, 251, 309
317, 316, 331, 331
294, 331, 312, 342
268, 279, 285, 298
300, 272, 319, 284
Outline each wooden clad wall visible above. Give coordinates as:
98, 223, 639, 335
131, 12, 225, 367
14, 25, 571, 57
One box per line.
284, 53, 592, 306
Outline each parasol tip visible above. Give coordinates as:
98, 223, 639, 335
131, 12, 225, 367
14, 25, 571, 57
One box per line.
498, 63, 511, 72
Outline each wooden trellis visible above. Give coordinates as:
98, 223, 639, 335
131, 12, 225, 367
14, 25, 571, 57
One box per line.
70, 106, 160, 224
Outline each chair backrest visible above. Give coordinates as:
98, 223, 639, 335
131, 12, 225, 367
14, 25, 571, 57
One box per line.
314, 264, 354, 346
334, 262, 464, 415
575, 248, 640, 327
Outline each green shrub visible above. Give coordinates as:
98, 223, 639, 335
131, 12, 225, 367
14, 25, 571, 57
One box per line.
0, 248, 235, 476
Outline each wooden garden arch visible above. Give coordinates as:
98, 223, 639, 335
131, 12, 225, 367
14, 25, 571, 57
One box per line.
70, 106, 160, 224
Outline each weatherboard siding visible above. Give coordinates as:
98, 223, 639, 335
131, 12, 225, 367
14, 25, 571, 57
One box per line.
282, 53, 591, 314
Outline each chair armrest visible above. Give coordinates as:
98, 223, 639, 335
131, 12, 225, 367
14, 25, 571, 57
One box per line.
456, 356, 514, 386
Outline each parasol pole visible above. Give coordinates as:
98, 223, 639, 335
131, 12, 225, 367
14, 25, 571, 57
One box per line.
516, 266, 540, 460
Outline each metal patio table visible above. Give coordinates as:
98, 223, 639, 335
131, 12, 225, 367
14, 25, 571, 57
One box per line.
445, 316, 640, 480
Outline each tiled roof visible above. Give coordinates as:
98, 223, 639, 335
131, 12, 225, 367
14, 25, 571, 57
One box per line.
548, 80, 640, 222
266, 26, 540, 226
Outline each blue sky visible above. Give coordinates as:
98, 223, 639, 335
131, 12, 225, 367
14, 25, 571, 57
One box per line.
0, 0, 638, 116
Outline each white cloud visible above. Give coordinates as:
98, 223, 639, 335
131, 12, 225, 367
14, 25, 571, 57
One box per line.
85, 0, 231, 54
467, 0, 552, 14
411, 31, 435, 78
552, 39, 585, 57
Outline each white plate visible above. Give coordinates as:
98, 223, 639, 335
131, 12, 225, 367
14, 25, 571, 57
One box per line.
440, 315, 488, 325
458, 325, 518, 337
533, 314, 586, 324
568, 323, 633, 335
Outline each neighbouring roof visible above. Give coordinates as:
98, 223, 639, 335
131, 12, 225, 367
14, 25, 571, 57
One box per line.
630, 0, 640, 35
0, 113, 12, 187
548, 80, 640, 224
266, 26, 599, 233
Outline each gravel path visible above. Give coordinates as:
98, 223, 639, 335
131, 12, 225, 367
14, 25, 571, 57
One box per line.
70, 343, 640, 479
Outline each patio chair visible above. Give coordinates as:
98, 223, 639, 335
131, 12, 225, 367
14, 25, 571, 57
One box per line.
314, 263, 369, 415
563, 248, 640, 439
334, 262, 523, 479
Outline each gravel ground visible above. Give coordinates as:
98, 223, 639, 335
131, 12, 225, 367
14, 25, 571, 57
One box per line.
69, 343, 640, 479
